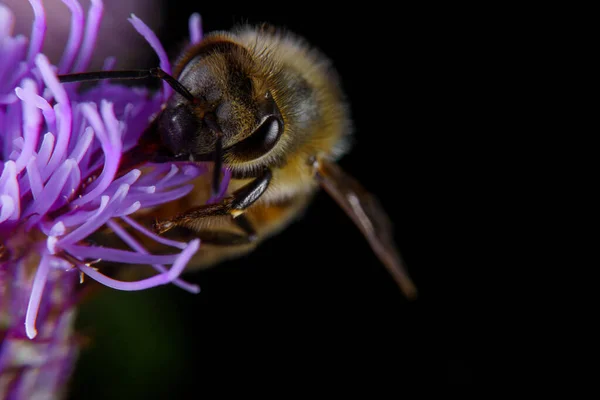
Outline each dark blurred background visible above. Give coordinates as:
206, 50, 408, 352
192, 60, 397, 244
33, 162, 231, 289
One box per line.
61, 2, 499, 397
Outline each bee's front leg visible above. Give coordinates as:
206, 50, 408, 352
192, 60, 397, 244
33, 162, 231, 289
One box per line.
153, 168, 272, 245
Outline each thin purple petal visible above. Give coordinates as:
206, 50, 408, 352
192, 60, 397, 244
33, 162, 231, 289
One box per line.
58, 0, 84, 74
0, 161, 20, 222
156, 164, 180, 187
102, 56, 116, 73
121, 215, 187, 250
16, 86, 53, 113
189, 13, 203, 45
0, 195, 16, 222
46, 102, 72, 175
14, 79, 42, 172
134, 163, 173, 186
130, 185, 155, 195
137, 184, 195, 208
36, 54, 70, 107
106, 220, 200, 293
108, 169, 141, 189
118, 201, 140, 216
23, 159, 75, 219
26, 156, 43, 200
72, 0, 103, 73
62, 161, 81, 202
149, 163, 205, 188
75, 239, 199, 291
54, 208, 100, 229
25, 253, 51, 339
26, 0, 46, 66
128, 14, 172, 100
67, 126, 93, 164
66, 245, 179, 265
36, 132, 55, 168
100, 101, 121, 143
49, 221, 66, 237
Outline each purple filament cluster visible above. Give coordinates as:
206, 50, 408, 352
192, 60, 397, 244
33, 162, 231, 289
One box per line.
0, 0, 214, 348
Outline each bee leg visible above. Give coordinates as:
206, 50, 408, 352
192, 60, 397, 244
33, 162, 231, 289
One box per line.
232, 213, 258, 240
154, 168, 272, 234
193, 231, 253, 246
172, 215, 257, 246
228, 167, 272, 217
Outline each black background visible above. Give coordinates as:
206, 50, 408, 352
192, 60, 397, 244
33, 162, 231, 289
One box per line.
69, 3, 499, 397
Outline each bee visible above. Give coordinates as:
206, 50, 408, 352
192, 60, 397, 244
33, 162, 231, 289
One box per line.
59, 24, 417, 298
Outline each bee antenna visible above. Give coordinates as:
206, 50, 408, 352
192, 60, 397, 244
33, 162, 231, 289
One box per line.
58, 67, 196, 103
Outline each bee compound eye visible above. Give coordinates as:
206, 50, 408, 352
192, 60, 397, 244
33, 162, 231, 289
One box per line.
228, 115, 283, 161
257, 115, 281, 149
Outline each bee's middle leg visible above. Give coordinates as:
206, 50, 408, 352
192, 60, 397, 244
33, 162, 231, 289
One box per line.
167, 214, 256, 246
153, 168, 271, 245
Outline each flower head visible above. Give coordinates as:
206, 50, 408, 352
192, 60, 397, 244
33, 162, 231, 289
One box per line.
0, 1, 221, 396
0, 0, 215, 347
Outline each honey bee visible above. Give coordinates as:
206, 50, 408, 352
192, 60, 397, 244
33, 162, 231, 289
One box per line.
60, 24, 417, 298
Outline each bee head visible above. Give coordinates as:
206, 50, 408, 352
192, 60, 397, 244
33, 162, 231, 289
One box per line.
157, 39, 283, 164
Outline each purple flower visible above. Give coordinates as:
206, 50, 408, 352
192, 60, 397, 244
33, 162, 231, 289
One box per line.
0, 1, 221, 397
